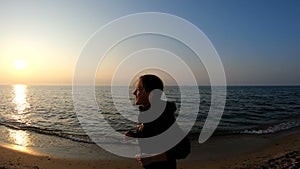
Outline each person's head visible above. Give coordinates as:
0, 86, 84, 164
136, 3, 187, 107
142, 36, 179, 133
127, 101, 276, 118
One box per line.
133, 74, 164, 106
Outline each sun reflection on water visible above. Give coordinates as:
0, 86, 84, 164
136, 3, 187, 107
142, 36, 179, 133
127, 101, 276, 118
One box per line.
7, 129, 31, 152
12, 84, 30, 122
8, 129, 30, 146
7, 85, 33, 153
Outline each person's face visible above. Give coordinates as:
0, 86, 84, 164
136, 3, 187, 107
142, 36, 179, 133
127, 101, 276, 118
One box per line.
133, 79, 149, 106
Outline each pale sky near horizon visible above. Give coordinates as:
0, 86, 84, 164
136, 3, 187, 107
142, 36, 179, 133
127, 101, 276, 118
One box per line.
0, 0, 299, 85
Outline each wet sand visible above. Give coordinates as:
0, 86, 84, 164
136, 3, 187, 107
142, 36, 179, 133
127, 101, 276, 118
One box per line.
0, 126, 300, 169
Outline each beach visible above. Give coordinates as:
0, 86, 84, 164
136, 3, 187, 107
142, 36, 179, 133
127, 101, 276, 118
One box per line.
1, 126, 299, 169
1, 0, 299, 168
1, 85, 299, 169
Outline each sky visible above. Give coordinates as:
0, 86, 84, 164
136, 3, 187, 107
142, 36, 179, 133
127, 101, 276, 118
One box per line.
0, 0, 299, 85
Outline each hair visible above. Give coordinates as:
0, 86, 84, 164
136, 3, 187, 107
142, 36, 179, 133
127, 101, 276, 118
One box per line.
139, 74, 164, 92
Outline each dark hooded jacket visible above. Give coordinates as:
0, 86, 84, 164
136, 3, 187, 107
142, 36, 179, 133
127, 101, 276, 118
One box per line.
133, 101, 186, 169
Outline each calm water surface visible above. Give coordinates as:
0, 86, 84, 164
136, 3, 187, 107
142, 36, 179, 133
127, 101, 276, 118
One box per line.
0, 85, 299, 143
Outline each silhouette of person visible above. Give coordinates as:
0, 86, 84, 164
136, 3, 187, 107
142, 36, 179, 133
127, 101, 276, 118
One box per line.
125, 74, 190, 169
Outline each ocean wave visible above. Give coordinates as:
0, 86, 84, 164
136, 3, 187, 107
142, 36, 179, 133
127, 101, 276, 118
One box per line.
0, 121, 93, 144
240, 121, 300, 134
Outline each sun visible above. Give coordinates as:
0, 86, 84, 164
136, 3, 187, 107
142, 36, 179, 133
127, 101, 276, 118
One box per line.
15, 59, 26, 70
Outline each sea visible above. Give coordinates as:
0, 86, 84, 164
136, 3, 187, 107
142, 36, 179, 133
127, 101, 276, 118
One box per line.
0, 85, 300, 144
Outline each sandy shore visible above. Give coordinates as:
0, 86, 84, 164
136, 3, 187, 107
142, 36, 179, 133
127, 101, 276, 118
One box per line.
180, 127, 300, 169
0, 126, 300, 169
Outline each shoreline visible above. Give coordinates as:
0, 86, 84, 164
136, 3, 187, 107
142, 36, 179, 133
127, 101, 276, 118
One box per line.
0, 126, 300, 169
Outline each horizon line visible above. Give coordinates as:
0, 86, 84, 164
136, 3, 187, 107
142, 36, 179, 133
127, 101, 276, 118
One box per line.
1, 83, 300, 87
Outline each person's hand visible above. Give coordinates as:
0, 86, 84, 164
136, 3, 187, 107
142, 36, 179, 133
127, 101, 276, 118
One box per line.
136, 154, 152, 167
125, 130, 134, 137
136, 153, 168, 167
124, 131, 135, 141
136, 154, 144, 168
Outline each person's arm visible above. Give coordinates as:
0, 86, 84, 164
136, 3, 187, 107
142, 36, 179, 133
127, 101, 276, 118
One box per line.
125, 123, 143, 138
124, 130, 136, 137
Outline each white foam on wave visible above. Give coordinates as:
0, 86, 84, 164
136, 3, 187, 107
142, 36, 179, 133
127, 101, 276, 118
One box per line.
241, 120, 300, 134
